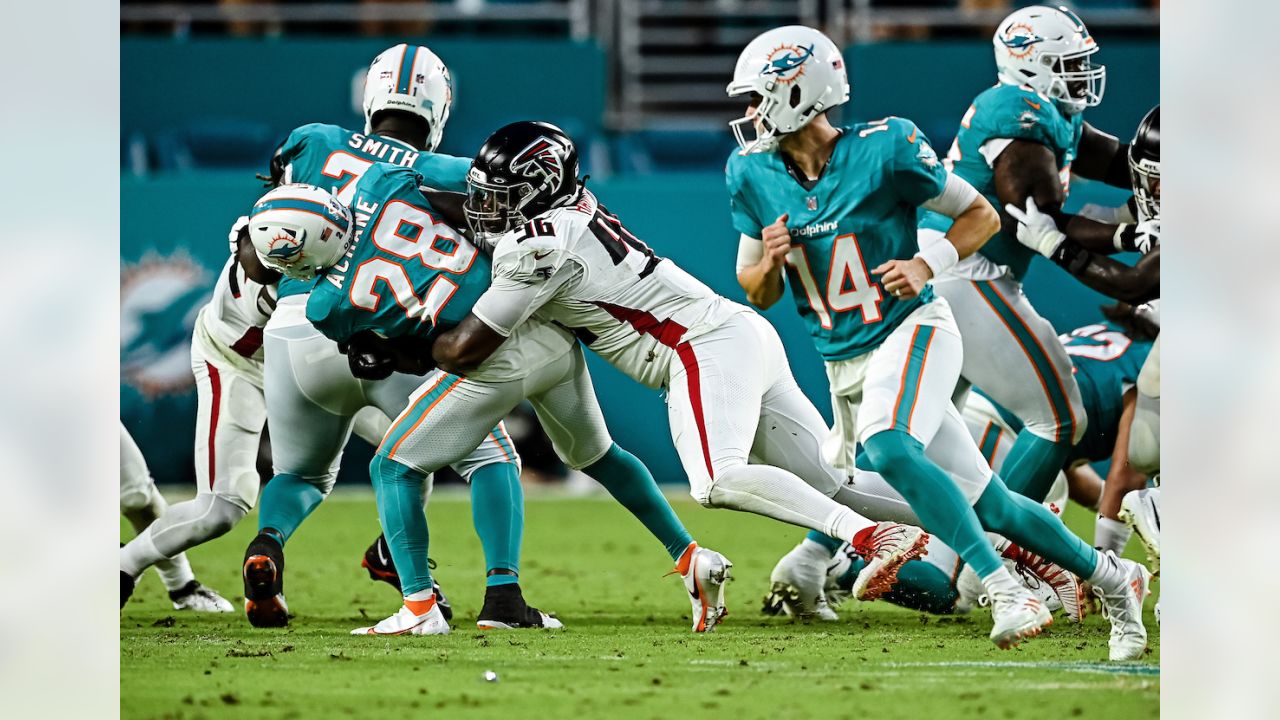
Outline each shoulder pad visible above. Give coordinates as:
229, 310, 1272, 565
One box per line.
490, 220, 572, 284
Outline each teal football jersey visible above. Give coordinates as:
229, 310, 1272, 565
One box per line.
974, 321, 1152, 464
918, 83, 1083, 279
1061, 321, 1152, 462
726, 117, 947, 361
306, 163, 491, 344
274, 123, 471, 299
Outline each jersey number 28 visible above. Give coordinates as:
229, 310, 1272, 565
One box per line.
349, 200, 477, 325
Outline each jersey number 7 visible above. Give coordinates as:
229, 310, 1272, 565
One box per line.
787, 232, 884, 329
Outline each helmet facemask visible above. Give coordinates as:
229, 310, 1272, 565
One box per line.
1048, 49, 1106, 114
1129, 156, 1160, 220
464, 169, 533, 241
728, 91, 783, 155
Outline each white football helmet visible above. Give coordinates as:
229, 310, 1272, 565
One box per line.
994, 5, 1105, 115
363, 43, 453, 151
726, 26, 849, 154
247, 184, 353, 281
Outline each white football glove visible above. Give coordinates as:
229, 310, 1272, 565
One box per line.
228, 215, 250, 255
1004, 198, 1066, 258
1131, 218, 1159, 253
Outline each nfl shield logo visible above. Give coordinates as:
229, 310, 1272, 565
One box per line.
806, 196, 818, 211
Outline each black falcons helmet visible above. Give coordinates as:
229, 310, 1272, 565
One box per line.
464, 121, 581, 239
1129, 106, 1159, 219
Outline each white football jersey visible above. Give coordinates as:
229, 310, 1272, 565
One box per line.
481, 190, 745, 388
198, 256, 277, 362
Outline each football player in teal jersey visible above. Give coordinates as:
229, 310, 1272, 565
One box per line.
725, 25, 1150, 658
241, 44, 518, 628
916, 6, 1148, 505
249, 170, 724, 635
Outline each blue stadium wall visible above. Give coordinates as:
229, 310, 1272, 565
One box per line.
121, 38, 1158, 487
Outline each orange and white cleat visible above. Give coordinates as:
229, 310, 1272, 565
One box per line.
849, 522, 930, 601
989, 583, 1053, 649
1092, 551, 1151, 661
351, 600, 450, 636
677, 544, 733, 633
1000, 543, 1086, 623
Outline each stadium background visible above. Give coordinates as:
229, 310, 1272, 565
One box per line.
120, 0, 1159, 488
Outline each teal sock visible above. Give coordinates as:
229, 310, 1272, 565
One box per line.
369, 454, 433, 596
469, 461, 524, 588
804, 529, 843, 556
583, 444, 693, 562
972, 473, 1098, 578
257, 473, 325, 544
862, 430, 1002, 578
837, 555, 959, 615
1000, 431, 1072, 502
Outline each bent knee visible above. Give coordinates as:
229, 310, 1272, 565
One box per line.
694, 458, 751, 509
862, 430, 920, 477
119, 483, 157, 514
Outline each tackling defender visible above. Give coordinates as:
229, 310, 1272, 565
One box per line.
243, 44, 519, 627
250, 169, 730, 635
724, 25, 1149, 658
436, 120, 940, 626
917, 5, 1145, 503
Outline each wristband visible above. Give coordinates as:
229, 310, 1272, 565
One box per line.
1112, 223, 1136, 252
914, 238, 959, 278
1051, 240, 1093, 275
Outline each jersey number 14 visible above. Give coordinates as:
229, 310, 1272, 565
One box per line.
788, 233, 884, 329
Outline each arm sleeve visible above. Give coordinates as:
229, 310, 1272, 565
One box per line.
889, 119, 949, 206
920, 172, 980, 219
735, 233, 764, 273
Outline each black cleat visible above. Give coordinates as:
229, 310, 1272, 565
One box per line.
362, 534, 452, 622
121, 570, 135, 609
243, 533, 289, 628
476, 584, 564, 630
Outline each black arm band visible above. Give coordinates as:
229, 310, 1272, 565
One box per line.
1050, 240, 1093, 275
1104, 144, 1133, 189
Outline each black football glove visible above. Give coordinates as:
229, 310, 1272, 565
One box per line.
339, 332, 396, 381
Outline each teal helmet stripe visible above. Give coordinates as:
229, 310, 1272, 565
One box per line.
251, 197, 350, 233
397, 45, 417, 95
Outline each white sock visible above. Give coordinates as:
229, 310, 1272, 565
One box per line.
120, 528, 169, 579
1094, 516, 1132, 555
1087, 549, 1126, 591
708, 464, 875, 541
980, 566, 1023, 597
154, 554, 196, 592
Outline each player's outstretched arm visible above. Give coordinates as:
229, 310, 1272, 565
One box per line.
1008, 197, 1160, 304
432, 314, 507, 375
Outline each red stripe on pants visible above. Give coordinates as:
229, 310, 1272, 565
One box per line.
675, 342, 714, 481
206, 362, 221, 490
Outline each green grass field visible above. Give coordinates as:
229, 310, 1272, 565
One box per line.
121, 490, 1159, 719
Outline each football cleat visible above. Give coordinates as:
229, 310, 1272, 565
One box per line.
822, 542, 857, 607
1000, 543, 1085, 623
762, 541, 838, 621
475, 584, 563, 630
850, 522, 930, 601
242, 533, 289, 628
988, 584, 1053, 649
169, 581, 234, 613
1119, 488, 1161, 575
361, 535, 453, 622
679, 545, 733, 632
352, 602, 450, 636
1092, 551, 1151, 661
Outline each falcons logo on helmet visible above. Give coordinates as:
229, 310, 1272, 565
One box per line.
510, 136, 569, 192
